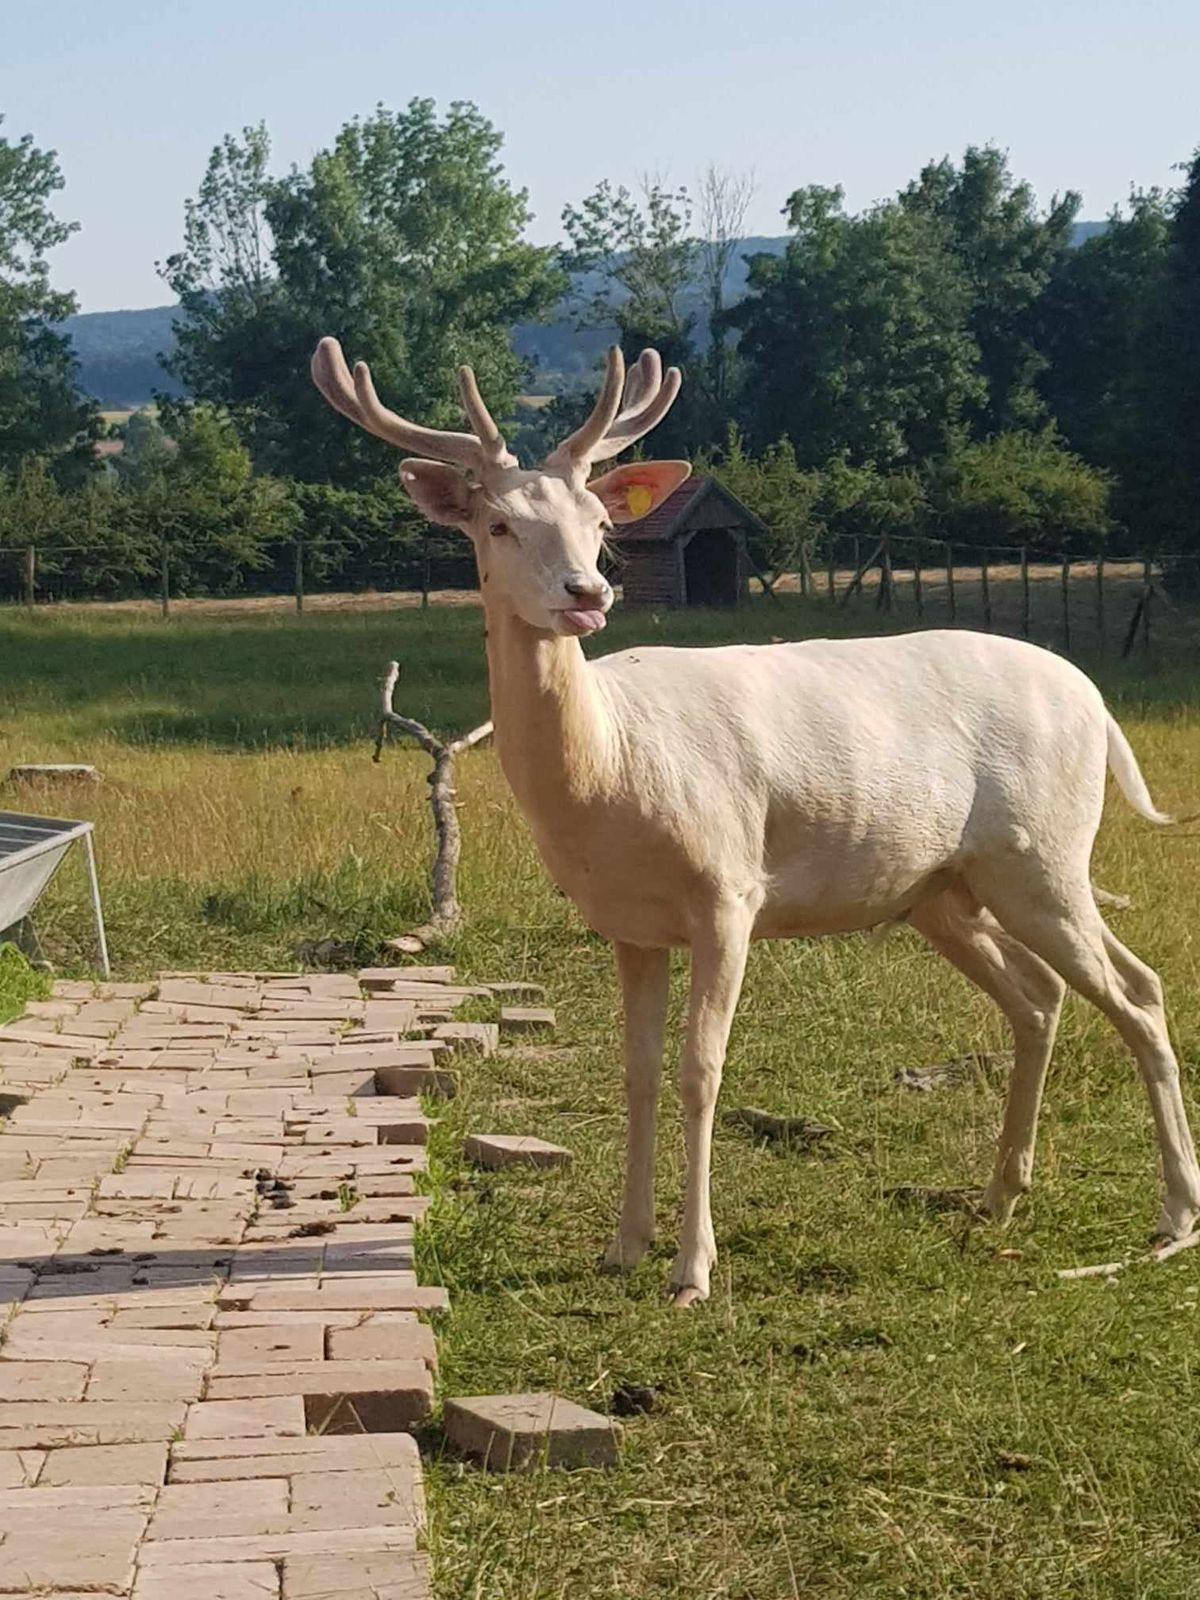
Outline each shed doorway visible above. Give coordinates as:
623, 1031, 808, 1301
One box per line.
684, 529, 740, 607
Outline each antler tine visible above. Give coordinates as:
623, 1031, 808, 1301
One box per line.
594, 365, 683, 461
618, 349, 662, 418
545, 345, 626, 471
311, 337, 370, 428
457, 365, 517, 470
311, 336, 498, 475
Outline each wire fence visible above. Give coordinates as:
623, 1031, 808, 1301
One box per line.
777, 533, 1190, 660
1, 530, 1195, 662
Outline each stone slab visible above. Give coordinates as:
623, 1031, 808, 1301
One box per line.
463, 1133, 573, 1170
443, 1392, 620, 1470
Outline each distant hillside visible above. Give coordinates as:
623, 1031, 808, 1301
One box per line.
62, 304, 188, 409
65, 224, 1106, 408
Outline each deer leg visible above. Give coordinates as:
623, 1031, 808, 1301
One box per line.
970, 864, 1200, 1242
910, 883, 1065, 1221
603, 942, 670, 1272
670, 900, 754, 1307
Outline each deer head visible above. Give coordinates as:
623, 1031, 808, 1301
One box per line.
311, 339, 689, 636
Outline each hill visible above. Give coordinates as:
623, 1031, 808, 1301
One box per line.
63, 225, 1106, 408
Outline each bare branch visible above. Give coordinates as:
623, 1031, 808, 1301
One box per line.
372, 660, 493, 949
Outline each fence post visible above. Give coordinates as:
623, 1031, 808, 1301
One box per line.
1142, 556, 1152, 652
980, 547, 992, 631
421, 531, 431, 611
1095, 553, 1104, 654
799, 546, 811, 597
1060, 554, 1070, 653
1020, 546, 1031, 639
945, 543, 957, 623
827, 541, 836, 601
851, 537, 861, 602
294, 539, 304, 613
23, 545, 35, 610
913, 547, 924, 621
877, 536, 893, 612
160, 542, 170, 619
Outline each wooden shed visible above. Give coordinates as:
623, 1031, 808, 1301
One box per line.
609, 475, 765, 609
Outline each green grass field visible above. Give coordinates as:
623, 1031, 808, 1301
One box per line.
3, 594, 1200, 1598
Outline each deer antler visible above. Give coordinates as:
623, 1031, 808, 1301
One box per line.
546, 346, 683, 475
311, 337, 517, 476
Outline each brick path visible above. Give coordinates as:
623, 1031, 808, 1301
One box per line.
0, 965, 497, 1599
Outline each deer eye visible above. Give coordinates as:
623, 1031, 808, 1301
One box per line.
489, 520, 510, 538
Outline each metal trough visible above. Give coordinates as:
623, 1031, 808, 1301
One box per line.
0, 811, 110, 978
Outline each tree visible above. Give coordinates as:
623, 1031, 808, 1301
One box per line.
162, 102, 564, 482
899, 146, 1079, 434
1122, 150, 1200, 557
1037, 190, 1171, 471
127, 402, 297, 595
0, 118, 94, 475
696, 166, 755, 437
927, 430, 1111, 555
729, 186, 983, 467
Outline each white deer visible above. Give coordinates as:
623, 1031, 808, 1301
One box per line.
312, 338, 1200, 1306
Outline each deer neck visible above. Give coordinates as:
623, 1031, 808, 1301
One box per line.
482, 600, 618, 818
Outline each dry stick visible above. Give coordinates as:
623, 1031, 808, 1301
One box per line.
945, 543, 957, 622
1020, 545, 1031, 639
374, 659, 493, 947
1057, 1231, 1200, 1281
1060, 554, 1071, 653
839, 539, 885, 608
980, 547, 992, 631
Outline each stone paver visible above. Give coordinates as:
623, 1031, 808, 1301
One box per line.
0, 961, 550, 1600
464, 1133, 574, 1170
443, 1392, 620, 1470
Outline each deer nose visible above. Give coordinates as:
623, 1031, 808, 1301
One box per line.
564, 573, 611, 606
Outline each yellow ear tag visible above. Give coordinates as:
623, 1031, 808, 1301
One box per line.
625, 483, 654, 518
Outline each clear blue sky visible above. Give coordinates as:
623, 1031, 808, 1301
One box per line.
4, 0, 1198, 312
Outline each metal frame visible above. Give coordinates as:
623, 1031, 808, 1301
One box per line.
0, 811, 110, 979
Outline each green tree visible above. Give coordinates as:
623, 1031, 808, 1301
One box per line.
729, 186, 983, 467
899, 146, 1080, 434
927, 430, 1111, 555
1037, 190, 1171, 471
129, 403, 297, 594
0, 117, 94, 474
162, 102, 563, 482
1122, 150, 1200, 557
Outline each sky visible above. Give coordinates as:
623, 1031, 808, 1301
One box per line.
5, 0, 1199, 313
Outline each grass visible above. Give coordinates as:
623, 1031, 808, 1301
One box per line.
3, 591, 1200, 1596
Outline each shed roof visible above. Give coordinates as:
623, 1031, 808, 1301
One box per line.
610, 474, 768, 543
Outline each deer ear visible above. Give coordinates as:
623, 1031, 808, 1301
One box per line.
588, 461, 691, 525
399, 460, 476, 529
